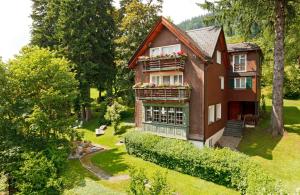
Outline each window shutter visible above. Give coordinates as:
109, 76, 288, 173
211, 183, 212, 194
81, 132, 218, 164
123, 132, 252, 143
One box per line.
229, 78, 234, 89
246, 77, 252, 89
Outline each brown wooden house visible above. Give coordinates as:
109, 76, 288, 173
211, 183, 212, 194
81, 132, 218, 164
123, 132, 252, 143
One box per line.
128, 17, 262, 147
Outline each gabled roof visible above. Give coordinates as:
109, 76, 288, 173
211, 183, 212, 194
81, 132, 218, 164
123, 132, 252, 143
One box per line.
227, 42, 261, 52
186, 27, 222, 58
128, 17, 222, 68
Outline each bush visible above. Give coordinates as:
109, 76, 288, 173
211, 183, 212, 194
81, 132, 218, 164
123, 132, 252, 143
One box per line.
128, 168, 172, 195
124, 131, 285, 194
104, 101, 125, 134
13, 152, 63, 195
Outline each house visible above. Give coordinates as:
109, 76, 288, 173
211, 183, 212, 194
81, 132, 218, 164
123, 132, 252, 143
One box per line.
128, 17, 262, 147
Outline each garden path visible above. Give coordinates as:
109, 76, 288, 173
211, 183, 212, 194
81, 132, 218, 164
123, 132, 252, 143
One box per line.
79, 148, 130, 182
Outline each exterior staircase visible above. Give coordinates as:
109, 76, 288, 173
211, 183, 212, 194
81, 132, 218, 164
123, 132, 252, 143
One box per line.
223, 120, 244, 137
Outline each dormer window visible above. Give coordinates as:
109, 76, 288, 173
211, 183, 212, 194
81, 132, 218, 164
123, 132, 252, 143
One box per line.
150, 44, 181, 57
233, 54, 247, 72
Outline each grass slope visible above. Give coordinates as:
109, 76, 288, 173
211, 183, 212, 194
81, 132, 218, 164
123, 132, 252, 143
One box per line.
238, 99, 300, 193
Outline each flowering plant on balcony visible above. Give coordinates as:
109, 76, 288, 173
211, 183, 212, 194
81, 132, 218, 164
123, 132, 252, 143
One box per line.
138, 51, 187, 61
133, 82, 191, 89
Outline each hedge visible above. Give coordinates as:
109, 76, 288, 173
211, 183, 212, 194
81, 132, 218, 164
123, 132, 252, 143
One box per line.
124, 131, 285, 194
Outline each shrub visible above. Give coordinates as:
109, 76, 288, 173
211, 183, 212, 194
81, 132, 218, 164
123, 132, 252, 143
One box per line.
128, 168, 172, 195
104, 101, 125, 134
124, 131, 285, 194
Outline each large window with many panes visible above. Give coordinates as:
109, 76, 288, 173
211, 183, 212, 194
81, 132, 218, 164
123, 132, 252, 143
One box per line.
144, 106, 185, 125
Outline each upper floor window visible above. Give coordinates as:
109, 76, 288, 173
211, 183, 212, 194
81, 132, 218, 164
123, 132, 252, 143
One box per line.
233, 54, 247, 72
216, 50, 222, 64
150, 73, 183, 86
219, 76, 224, 90
150, 44, 181, 57
234, 77, 246, 89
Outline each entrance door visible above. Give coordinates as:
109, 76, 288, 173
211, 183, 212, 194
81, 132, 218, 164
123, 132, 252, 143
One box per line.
229, 102, 241, 120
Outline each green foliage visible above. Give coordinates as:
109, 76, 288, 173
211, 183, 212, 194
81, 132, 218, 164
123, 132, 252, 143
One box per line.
128, 168, 148, 195
128, 168, 171, 195
284, 65, 300, 99
8, 46, 78, 139
104, 101, 125, 134
177, 15, 210, 31
124, 131, 286, 194
13, 152, 62, 195
114, 0, 162, 105
0, 173, 8, 192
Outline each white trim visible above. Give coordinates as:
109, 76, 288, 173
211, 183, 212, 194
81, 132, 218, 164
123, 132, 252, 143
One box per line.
216, 50, 221, 64
234, 77, 246, 89
232, 54, 247, 72
150, 44, 181, 57
219, 76, 224, 90
150, 72, 183, 85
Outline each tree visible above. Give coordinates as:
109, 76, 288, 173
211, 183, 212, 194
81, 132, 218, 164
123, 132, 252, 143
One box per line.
31, 0, 116, 121
114, 0, 163, 104
104, 101, 125, 134
199, 0, 300, 136
8, 46, 79, 140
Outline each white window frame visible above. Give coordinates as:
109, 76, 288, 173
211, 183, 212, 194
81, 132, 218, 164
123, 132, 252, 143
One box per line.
216, 50, 222, 64
234, 77, 246, 89
219, 76, 224, 90
150, 73, 184, 86
149, 44, 181, 57
208, 105, 215, 124
216, 103, 221, 120
232, 54, 247, 72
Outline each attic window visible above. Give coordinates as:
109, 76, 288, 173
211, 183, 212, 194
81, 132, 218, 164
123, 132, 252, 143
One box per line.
150, 44, 181, 57
217, 50, 221, 64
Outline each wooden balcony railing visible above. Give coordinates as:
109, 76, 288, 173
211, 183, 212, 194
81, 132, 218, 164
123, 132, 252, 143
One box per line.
138, 56, 186, 72
134, 86, 191, 101
233, 64, 246, 72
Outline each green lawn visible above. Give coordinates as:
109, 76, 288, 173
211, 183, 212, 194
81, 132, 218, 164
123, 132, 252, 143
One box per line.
65, 88, 300, 194
238, 99, 300, 193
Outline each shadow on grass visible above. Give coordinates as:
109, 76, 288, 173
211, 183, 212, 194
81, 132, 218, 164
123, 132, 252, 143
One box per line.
239, 105, 300, 159
62, 160, 99, 190
91, 148, 129, 176
115, 125, 134, 135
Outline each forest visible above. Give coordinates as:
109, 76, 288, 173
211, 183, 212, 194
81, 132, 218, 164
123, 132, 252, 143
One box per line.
0, 0, 299, 194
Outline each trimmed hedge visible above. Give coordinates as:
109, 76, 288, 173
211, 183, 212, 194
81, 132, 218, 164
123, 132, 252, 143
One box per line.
124, 131, 285, 194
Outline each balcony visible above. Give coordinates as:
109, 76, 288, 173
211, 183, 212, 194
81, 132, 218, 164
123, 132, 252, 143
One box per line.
138, 54, 187, 72
133, 83, 191, 101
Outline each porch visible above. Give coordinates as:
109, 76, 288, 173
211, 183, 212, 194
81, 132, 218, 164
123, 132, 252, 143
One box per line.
228, 101, 259, 125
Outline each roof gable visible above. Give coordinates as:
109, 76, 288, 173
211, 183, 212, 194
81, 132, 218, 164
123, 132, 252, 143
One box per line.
128, 17, 209, 68
186, 26, 222, 58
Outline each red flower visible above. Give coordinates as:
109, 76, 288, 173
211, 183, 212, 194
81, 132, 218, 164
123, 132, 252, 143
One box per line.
176, 50, 184, 55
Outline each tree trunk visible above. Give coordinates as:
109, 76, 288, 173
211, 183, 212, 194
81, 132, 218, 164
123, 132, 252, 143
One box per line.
81, 105, 86, 121
97, 87, 101, 103
271, 0, 285, 136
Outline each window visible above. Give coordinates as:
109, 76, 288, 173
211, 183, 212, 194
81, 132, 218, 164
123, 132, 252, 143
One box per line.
144, 106, 185, 126
217, 50, 222, 64
150, 44, 181, 57
175, 108, 183, 125
208, 105, 215, 124
151, 75, 160, 85
167, 108, 175, 124
234, 77, 246, 89
233, 54, 246, 72
153, 107, 160, 122
161, 107, 167, 123
145, 106, 152, 122
216, 103, 221, 120
219, 76, 224, 90
150, 47, 161, 57
174, 75, 183, 85
150, 74, 183, 85
162, 44, 180, 55
162, 76, 171, 85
